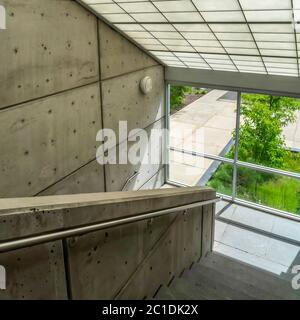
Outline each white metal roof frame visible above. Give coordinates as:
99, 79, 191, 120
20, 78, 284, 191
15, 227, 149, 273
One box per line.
77, 0, 300, 95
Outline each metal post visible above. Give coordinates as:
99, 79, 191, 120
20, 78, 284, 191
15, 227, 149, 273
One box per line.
232, 91, 242, 200
165, 83, 171, 183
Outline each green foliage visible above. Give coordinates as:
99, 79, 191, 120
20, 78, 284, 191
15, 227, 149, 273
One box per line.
207, 162, 300, 214
238, 94, 300, 168
236, 168, 300, 214
170, 86, 189, 109
207, 164, 233, 196
170, 86, 208, 110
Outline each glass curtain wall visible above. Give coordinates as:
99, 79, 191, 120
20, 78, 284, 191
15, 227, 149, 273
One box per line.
168, 85, 300, 216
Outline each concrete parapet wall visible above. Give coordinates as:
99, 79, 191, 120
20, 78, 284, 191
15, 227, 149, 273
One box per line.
0, 187, 216, 299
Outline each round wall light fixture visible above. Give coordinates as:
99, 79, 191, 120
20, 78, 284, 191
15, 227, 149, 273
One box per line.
140, 76, 153, 94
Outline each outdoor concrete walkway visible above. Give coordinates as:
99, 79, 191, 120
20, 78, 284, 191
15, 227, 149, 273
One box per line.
169, 90, 236, 186
283, 110, 300, 151
215, 201, 300, 276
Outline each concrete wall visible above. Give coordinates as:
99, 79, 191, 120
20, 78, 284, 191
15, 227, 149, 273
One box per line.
0, 187, 216, 299
0, 0, 165, 198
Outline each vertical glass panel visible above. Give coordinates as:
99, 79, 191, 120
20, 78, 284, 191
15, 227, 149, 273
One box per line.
169, 85, 238, 158
204, 162, 234, 196
239, 93, 300, 173
236, 168, 300, 215
169, 85, 235, 186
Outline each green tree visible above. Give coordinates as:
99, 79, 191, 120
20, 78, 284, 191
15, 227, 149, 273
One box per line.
237, 94, 300, 168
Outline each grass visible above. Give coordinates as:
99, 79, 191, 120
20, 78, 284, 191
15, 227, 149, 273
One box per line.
207, 151, 300, 215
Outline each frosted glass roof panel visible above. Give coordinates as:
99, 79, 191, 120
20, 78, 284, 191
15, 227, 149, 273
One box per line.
118, 2, 158, 13
234, 60, 264, 67
295, 0, 300, 9
91, 4, 124, 14
159, 39, 190, 46
209, 24, 250, 33
201, 11, 245, 23
151, 32, 183, 39
239, 0, 291, 10
131, 13, 167, 22
220, 41, 256, 49
244, 10, 293, 22
182, 32, 217, 40
193, 0, 240, 11
81, 0, 300, 77
216, 33, 253, 41
164, 13, 203, 22
253, 33, 295, 42
154, 1, 196, 12
125, 31, 154, 39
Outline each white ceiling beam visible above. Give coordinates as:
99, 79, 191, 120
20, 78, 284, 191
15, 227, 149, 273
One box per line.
165, 67, 300, 97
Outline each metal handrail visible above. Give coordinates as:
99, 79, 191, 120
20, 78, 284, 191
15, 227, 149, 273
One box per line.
0, 198, 220, 253
122, 170, 139, 191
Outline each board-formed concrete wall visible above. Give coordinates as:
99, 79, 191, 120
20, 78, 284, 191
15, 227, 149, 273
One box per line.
0, 0, 165, 197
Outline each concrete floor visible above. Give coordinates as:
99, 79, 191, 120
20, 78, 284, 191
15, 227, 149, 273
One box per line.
215, 200, 300, 277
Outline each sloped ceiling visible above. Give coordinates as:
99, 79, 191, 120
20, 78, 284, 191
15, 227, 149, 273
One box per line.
79, 0, 300, 77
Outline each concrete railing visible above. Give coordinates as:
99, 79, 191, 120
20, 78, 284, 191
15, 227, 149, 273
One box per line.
0, 187, 217, 300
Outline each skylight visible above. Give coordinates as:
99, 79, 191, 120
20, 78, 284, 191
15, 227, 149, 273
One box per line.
81, 0, 300, 77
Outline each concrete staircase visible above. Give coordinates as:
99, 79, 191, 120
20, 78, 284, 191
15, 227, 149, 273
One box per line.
155, 252, 299, 300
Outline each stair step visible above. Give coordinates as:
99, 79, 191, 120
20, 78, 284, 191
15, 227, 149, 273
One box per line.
184, 266, 254, 300
155, 252, 300, 300
192, 264, 280, 300
200, 253, 299, 300
154, 285, 177, 300
169, 276, 223, 300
